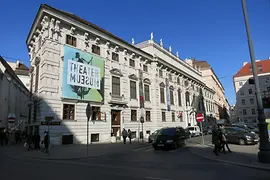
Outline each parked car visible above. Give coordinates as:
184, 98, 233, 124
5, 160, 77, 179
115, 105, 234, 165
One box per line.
148, 129, 160, 143
230, 124, 259, 135
187, 126, 201, 137
152, 127, 187, 150
223, 127, 259, 145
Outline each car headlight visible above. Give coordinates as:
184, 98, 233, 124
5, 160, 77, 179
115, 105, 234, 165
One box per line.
166, 140, 173, 143
245, 135, 251, 139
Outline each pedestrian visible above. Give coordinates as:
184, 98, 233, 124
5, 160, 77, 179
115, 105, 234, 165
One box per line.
34, 132, 40, 150
219, 127, 232, 153
26, 134, 33, 151
128, 129, 132, 144
122, 128, 128, 144
211, 124, 219, 156
42, 131, 49, 153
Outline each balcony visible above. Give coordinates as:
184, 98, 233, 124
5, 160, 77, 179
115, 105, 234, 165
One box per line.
108, 93, 128, 107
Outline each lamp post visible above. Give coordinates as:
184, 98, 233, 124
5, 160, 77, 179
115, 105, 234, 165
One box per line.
241, 0, 270, 163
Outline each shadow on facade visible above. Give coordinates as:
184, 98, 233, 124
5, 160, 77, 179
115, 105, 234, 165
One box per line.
234, 74, 270, 125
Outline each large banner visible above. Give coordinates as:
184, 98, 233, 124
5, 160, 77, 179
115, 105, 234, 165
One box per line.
62, 46, 104, 102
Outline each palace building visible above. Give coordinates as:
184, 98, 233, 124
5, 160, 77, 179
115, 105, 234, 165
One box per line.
26, 4, 219, 144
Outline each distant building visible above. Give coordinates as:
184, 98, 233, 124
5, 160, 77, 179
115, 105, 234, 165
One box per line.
233, 59, 270, 125
0, 56, 29, 132
7, 60, 30, 90
185, 59, 230, 122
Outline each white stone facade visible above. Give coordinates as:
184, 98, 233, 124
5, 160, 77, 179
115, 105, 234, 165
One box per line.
26, 4, 217, 144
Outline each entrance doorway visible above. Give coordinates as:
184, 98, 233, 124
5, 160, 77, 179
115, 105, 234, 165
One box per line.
111, 110, 121, 137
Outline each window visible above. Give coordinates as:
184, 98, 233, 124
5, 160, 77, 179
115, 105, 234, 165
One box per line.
146, 111, 151, 122
63, 104, 75, 120
66, 35, 76, 47
144, 84, 150, 101
239, 82, 243, 86
91, 134, 99, 142
243, 109, 247, 115
267, 87, 270, 92
241, 99, 245, 105
91, 106, 101, 121
160, 87, 165, 103
112, 52, 119, 61
251, 109, 256, 115
131, 110, 137, 121
143, 65, 148, 72
172, 112, 175, 122
178, 89, 182, 106
92, 44, 100, 55
240, 90, 244, 95
129, 59, 135, 67
185, 91, 190, 106
130, 81, 137, 99
159, 69, 163, 77
35, 65, 39, 92
169, 74, 172, 81
250, 98, 254, 104
112, 76, 120, 96
249, 89, 253, 94
170, 90, 174, 105
162, 112, 166, 122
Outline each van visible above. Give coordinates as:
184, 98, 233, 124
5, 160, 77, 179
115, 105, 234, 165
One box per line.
187, 126, 201, 137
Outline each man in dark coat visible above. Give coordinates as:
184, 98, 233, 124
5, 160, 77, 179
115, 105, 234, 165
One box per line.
212, 124, 220, 156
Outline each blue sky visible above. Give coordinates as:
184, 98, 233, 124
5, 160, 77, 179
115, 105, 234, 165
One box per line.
1, 0, 270, 105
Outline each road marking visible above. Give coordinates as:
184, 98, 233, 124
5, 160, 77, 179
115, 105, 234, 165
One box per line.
145, 176, 172, 180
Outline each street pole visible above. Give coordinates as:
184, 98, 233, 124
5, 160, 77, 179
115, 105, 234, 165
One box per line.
86, 103, 92, 157
87, 116, 89, 156
241, 0, 270, 163
200, 121, 204, 146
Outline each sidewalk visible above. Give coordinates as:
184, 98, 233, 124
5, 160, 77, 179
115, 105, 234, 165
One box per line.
3, 141, 150, 160
188, 143, 270, 171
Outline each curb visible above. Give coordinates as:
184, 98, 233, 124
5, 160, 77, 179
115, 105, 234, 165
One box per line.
188, 145, 270, 172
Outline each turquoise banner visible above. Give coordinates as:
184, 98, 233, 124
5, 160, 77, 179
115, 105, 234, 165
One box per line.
62, 45, 104, 102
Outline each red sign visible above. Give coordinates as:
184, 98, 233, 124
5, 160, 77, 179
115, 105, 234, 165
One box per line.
196, 113, 204, 123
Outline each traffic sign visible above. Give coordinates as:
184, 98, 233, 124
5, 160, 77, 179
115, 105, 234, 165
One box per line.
196, 113, 204, 123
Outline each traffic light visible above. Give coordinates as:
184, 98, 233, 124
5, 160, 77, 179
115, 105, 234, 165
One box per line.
248, 78, 255, 84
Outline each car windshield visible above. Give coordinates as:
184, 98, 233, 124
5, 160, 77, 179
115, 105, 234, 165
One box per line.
153, 130, 160, 135
187, 127, 194, 130
158, 128, 176, 136
232, 127, 248, 132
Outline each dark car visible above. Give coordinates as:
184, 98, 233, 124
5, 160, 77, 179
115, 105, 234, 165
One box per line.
148, 129, 160, 143
230, 124, 259, 135
152, 127, 187, 150
223, 127, 259, 145
203, 127, 212, 135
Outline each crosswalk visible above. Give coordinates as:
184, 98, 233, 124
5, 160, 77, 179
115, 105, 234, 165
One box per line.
132, 145, 187, 153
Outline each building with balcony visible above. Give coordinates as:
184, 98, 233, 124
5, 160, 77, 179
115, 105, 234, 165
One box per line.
26, 4, 217, 144
0, 56, 29, 132
233, 59, 270, 125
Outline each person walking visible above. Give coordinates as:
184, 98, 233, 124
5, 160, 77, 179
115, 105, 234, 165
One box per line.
128, 129, 132, 144
26, 134, 33, 151
211, 124, 219, 156
122, 128, 128, 144
42, 131, 49, 153
219, 127, 232, 153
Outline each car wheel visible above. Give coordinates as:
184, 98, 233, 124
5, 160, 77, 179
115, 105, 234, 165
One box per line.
238, 138, 245, 145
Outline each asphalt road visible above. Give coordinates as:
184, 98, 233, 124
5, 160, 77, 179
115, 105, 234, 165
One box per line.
1, 141, 269, 180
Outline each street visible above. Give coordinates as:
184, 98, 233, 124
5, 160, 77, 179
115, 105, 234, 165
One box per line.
0, 137, 269, 180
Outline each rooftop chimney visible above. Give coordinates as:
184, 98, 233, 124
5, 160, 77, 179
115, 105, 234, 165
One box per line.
16, 60, 20, 68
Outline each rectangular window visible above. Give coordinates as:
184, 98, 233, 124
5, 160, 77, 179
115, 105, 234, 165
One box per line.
91, 106, 101, 121
131, 110, 137, 121
243, 109, 247, 115
159, 69, 163, 77
177, 78, 180, 85
160, 87, 165, 103
130, 81, 137, 99
250, 98, 254, 104
112, 76, 120, 96
63, 104, 75, 120
144, 84, 150, 101
112, 52, 119, 61
162, 112, 166, 122
251, 109, 256, 115
143, 64, 148, 72
170, 90, 174, 105
91, 134, 99, 142
66, 35, 76, 47
241, 99, 245, 105
92, 44, 100, 55
249, 89, 252, 94
129, 59, 135, 67
35, 65, 39, 92
146, 111, 151, 122
178, 90, 182, 106
172, 112, 175, 122
169, 74, 172, 81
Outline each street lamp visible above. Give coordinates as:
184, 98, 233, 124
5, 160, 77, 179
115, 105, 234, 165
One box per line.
241, 0, 270, 163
